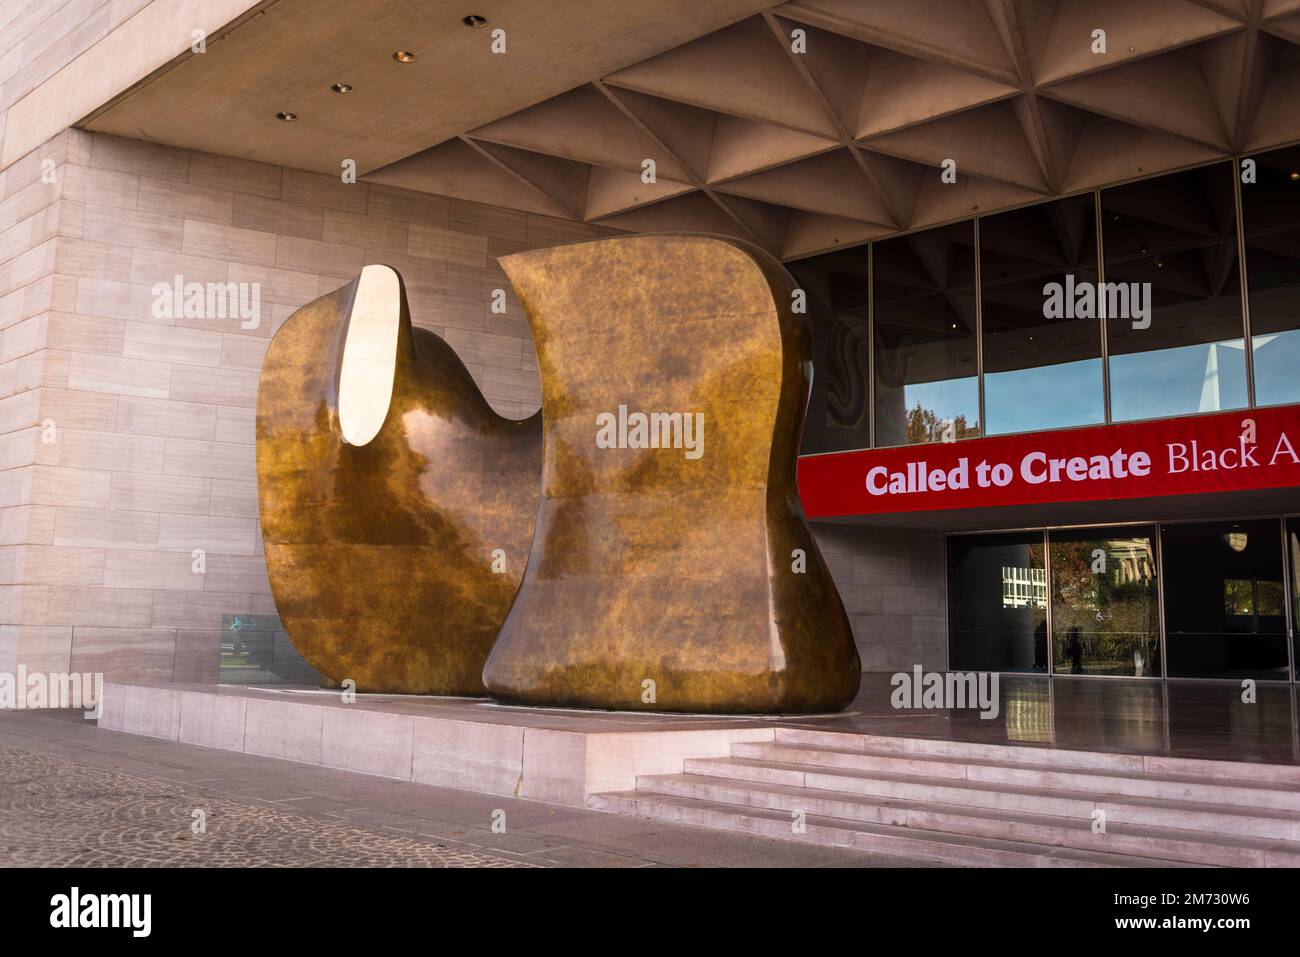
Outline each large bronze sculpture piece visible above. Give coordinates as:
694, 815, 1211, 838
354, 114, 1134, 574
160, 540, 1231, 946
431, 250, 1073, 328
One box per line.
481, 234, 860, 713
256, 236, 860, 712
256, 264, 540, 695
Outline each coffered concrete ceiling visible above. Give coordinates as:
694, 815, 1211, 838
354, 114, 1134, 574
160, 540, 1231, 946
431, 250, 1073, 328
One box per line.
81, 0, 782, 175
84, 0, 1300, 261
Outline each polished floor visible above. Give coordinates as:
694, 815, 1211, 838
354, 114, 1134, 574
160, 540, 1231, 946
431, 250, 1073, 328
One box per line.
221, 671, 1300, 767
806, 674, 1300, 766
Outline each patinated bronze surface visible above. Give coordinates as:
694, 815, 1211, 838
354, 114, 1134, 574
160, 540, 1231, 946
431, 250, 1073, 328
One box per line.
483, 234, 861, 713
256, 264, 540, 694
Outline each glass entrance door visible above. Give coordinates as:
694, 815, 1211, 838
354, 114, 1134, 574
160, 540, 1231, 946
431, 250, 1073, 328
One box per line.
1162, 519, 1290, 680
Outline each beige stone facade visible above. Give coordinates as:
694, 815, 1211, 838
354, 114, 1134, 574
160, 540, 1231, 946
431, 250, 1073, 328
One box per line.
0, 127, 624, 681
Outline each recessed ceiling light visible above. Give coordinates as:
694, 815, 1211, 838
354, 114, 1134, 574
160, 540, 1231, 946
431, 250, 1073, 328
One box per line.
1290, 171, 1300, 181
393, 50, 416, 62
275, 111, 297, 121
463, 15, 488, 27
331, 82, 353, 94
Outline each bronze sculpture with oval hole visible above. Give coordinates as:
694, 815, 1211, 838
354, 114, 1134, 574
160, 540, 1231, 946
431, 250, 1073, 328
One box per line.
256, 236, 860, 712
256, 264, 540, 695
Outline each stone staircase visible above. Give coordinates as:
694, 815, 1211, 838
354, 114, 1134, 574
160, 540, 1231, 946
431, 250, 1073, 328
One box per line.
587, 728, 1300, 867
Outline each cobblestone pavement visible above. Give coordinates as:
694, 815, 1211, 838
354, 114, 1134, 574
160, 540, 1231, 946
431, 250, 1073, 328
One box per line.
0, 743, 533, 867
0, 710, 932, 868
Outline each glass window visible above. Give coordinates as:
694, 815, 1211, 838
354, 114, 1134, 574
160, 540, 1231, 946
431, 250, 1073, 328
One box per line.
1048, 525, 1161, 677
1242, 144, 1300, 407
1288, 517, 1300, 673
948, 532, 1047, 673
981, 194, 1104, 435
219, 614, 321, 685
788, 248, 871, 454
873, 221, 980, 446
1161, 519, 1289, 680
1101, 163, 1248, 422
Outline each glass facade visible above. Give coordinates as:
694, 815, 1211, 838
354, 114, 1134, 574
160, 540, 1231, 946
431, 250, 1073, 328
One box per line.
787, 249, 871, 453
1102, 163, 1247, 422
948, 532, 1047, 674
980, 193, 1103, 435
1048, 526, 1160, 677
1242, 144, 1300, 409
949, 518, 1298, 682
872, 222, 980, 446
795, 145, 1300, 456
1162, 519, 1288, 680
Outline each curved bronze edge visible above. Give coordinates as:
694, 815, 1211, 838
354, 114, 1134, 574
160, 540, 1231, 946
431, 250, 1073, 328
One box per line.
483, 233, 861, 714
256, 264, 541, 695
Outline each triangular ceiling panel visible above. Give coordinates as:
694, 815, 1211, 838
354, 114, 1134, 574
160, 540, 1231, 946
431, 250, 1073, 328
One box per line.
862, 100, 1051, 191
598, 85, 716, 183
1035, 0, 1242, 85
469, 85, 693, 182
782, 0, 1021, 81
1041, 43, 1232, 149
592, 191, 754, 241
468, 140, 592, 219
1057, 110, 1226, 192
782, 210, 893, 258
585, 166, 696, 220
364, 139, 573, 219
908, 174, 1047, 229
605, 18, 840, 138
856, 48, 1019, 139
709, 192, 793, 253
767, 15, 870, 137
706, 113, 840, 183
714, 148, 895, 224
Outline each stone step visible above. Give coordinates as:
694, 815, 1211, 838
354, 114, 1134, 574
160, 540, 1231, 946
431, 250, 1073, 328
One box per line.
730, 742, 1300, 812
638, 772, 1300, 867
774, 727, 1300, 785
586, 789, 1196, 868
684, 756, 1300, 840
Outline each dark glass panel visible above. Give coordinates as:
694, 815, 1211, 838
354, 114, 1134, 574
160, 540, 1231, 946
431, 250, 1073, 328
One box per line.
1162, 519, 1289, 680
789, 248, 871, 454
1242, 144, 1300, 408
981, 193, 1104, 435
1049, 525, 1161, 677
948, 532, 1047, 673
1101, 163, 1248, 421
874, 221, 980, 446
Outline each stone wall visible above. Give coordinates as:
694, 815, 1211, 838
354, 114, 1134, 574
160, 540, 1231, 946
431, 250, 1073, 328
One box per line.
812, 524, 949, 673
0, 128, 615, 681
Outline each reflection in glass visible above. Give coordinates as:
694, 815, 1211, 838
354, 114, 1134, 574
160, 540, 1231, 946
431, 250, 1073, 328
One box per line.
1102, 163, 1248, 421
1241, 144, 1300, 407
981, 194, 1104, 435
874, 221, 980, 446
1289, 518, 1300, 673
788, 249, 871, 455
1162, 519, 1289, 679
948, 532, 1047, 673
1049, 526, 1161, 677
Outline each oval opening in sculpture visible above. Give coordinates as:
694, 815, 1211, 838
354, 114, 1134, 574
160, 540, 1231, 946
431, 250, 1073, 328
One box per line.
338, 264, 401, 446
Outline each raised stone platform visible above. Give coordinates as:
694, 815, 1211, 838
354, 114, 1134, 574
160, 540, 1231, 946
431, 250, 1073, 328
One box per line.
97, 681, 796, 806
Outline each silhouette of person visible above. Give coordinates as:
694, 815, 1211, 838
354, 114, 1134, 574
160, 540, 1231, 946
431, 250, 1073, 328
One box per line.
1066, 625, 1084, 674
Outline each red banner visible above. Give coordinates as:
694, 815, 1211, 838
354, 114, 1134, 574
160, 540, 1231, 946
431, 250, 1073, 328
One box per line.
797, 404, 1300, 518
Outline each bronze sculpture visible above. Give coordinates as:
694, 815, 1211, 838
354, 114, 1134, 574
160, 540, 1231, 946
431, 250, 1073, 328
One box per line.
256, 237, 860, 712
256, 264, 540, 695
482, 234, 860, 713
